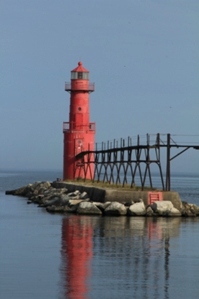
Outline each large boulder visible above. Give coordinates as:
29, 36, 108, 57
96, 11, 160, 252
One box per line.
192, 204, 199, 216
43, 195, 62, 207
77, 202, 102, 215
128, 201, 146, 216
151, 201, 174, 216
104, 202, 127, 216
181, 202, 199, 217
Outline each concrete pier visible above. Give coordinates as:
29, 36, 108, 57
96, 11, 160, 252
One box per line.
51, 181, 182, 210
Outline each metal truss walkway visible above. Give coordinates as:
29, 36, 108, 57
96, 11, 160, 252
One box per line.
74, 133, 199, 191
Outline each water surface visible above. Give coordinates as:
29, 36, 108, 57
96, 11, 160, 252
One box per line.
1, 171, 199, 299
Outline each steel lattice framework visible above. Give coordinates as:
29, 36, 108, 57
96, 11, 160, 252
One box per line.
74, 133, 199, 191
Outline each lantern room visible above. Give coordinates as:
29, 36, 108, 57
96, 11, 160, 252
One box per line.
65, 61, 94, 92
71, 62, 89, 80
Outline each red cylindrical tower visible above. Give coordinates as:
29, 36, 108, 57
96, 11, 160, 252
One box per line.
63, 62, 95, 180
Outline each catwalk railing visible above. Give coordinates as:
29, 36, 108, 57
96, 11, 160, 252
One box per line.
74, 133, 199, 191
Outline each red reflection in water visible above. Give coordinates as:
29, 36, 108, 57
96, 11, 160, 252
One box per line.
148, 218, 162, 240
61, 215, 92, 299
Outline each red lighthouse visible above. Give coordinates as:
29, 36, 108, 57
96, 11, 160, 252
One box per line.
63, 62, 95, 180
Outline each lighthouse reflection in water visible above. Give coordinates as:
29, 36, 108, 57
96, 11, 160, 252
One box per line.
60, 215, 183, 299
61, 215, 93, 299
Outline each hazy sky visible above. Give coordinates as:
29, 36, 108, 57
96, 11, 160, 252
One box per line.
1, 0, 199, 173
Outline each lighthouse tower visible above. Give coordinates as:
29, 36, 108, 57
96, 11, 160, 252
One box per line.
63, 62, 95, 180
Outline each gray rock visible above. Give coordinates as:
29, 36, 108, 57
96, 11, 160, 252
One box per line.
128, 201, 146, 216
68, 190, 81, 198
77, 201, 102, 215
63, 205, 78, 213
93, 202, 104, 212
68, 199, 84, 207
93, 201, 111, 212
6, 181, 53, 198
151, 201, 174, 216
79, 191, 89, 200
58, 188, 68, 194
60, 194, 70, 205
192, 204, 199, 216
146, 206, 156, 216
5, 184, 32, 196
168, 207, 181, 217
181, 201, 199, 217
104, 202, 127, 216
44, 196, 62, 207
46, 205, 65, 213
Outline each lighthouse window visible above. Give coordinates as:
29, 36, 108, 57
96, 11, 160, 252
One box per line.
78, 107, 82, 111
83, 73, 89, 79
78, 72, 83, 79
71, 71, 89, 79
71, 72, 77, 79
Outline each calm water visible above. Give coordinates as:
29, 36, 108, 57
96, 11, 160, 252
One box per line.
0, 170, 199, 299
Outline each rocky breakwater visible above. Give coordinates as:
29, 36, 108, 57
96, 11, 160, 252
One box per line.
5, 181, 199, 217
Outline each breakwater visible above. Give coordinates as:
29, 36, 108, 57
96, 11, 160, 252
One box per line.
5, 181, 199, 217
